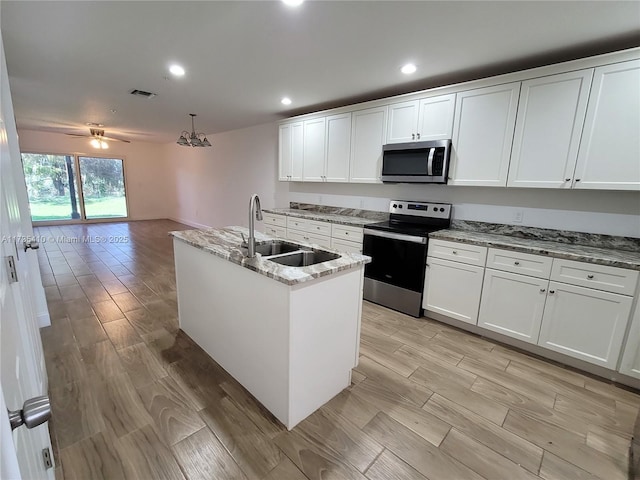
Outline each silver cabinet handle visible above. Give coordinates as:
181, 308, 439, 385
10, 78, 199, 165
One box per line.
565, 178, 571, 182
417, 133, 421, 139
411, 133, 416, 140
452, 251, 458, 254
514, 261, 520, 266
549, 290, 555, 294
587, 274, 594, 279
575, 179, 581, 182
540, 288, 546, 293
8, 396, 51, 431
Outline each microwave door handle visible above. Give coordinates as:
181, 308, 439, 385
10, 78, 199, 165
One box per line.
427, 148, 435, 176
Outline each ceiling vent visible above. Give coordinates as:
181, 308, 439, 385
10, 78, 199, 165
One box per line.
130, 89, 157, 99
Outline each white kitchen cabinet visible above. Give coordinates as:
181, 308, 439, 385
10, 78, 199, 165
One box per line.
619, 303, 640, 379
350, 106, 387, 183
478, 268, 548, 344
538, 281, 632, 369
449, 82, 521, 186
574, 59, 640, 191
278, 122, 303, 181
423, 257, 485, 325
302, 117, 326, 182
325, 113, 351, 182
508, 69, 593, 189
386, 94, 456, 144
331, 238, 362, 254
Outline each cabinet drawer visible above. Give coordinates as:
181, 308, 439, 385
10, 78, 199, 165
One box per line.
306, 219, 333, 236
428, 239, 487, 266
263, 213, 287, 228
264, 225, 286, 238
332, 224, 364, 243
551, 259, 639, 296
286, 229, 332, 249
287, 217, 309, 231
331, 238, 362, 254
486, 248, 553, 279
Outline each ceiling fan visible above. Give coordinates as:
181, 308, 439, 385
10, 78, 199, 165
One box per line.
65, 124, 131, 148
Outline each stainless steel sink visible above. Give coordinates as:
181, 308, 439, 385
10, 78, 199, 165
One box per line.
253, 241, 300, 256
266, 250, 341, 267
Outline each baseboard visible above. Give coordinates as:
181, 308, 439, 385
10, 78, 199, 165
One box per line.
168, 217, 212, 229
37, 311, 51, 328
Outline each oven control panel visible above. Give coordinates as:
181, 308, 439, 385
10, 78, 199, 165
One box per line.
389, 200, 451, 220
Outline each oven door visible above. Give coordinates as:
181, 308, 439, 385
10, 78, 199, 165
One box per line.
363, 229, 428, 292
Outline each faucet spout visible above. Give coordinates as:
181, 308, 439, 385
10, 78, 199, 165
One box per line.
247, 194, 262, 258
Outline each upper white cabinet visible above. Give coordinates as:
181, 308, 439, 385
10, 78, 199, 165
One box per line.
619, 303, 640, 379
386, 94, 456, 144
507, 69, 593, 189
350, 106, 387, 183
278, 122, 303, 181
302, 118, 326, 182
574, 59, 640, 190
449, 82, 521, 186
325, 113, 351, 182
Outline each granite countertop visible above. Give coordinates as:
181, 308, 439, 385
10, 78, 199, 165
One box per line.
170, 226, 371, 286
262, 208, 383, 227
430, 229, 640, 271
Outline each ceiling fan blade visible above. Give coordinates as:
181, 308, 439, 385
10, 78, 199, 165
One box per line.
101, 136, 131, 143
65, 133, 91, 138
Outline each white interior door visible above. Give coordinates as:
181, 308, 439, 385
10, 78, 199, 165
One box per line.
1, 33, 53, 480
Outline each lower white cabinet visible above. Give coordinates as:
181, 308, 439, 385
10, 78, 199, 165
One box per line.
478, 269, 548, 344
423, 257, 484, 325
619, 304, 640, 379
287, 229, 332, 249
538, 281, 633, 369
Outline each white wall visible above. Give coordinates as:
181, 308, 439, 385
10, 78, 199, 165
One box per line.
165, 121, 288, 228
288, 182, 640, 237
16, 129, 172, 221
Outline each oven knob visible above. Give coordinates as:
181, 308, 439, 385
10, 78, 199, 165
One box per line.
440, 208, 445, 212
433, 207, 438, 211
393, 204, 397, 208
398, 205, 402, 209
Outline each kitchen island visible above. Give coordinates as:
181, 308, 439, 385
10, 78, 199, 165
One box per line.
170, 226, 370, 429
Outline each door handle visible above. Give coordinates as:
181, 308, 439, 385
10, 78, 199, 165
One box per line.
23, 240, 40, 252
8, 395, 51, 431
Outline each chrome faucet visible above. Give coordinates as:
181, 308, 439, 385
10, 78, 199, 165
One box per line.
247, 194, 263, 258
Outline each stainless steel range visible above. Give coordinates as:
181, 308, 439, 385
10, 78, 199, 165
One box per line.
363, 200, 452, 317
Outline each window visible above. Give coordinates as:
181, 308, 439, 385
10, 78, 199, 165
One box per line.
21, 153, 128, 223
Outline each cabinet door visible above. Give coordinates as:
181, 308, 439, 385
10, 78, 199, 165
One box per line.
350, 106, 387, 183
508, 69, 593, 189
386, 100, 419, 144
450, 82, 520, 186
538, 281, 632, 369
478, 269, 548, 344
417, 93, 456, 141
325, 113, 351, 182
619, 303, 640, 379
302, 117, 326, 182
574, 59, 640, 191
423, 257, 484, 325
278, 124, 292, 181
290, 122, 304, 181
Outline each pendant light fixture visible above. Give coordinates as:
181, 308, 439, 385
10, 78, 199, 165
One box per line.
177, 113, 211, 147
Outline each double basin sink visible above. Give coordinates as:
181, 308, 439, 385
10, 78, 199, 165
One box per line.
250, 240, 340, 267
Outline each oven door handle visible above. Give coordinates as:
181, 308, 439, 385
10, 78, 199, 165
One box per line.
363, 229, 427, 244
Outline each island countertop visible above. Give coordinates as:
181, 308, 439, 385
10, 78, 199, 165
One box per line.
170, 226, 371, 286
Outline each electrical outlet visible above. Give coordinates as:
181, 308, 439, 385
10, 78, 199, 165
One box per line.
359, 199, 365, 209
513, 210, 524, 223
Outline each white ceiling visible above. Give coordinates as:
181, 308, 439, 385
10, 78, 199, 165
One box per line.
1, 1, 639, 144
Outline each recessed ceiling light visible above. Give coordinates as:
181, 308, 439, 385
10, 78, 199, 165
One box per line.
169, 64, 185, 77
282, 0, 304, 6
401, 63, 417, 75
281, 97, 292, 106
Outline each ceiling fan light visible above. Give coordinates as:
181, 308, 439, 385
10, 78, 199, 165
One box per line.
178, 114, 211, 147
201, 137, 211, 147
90, 138, 101, 148
177, 135, 189, 146
190, 137, 202, 147
100, 140, 109, 149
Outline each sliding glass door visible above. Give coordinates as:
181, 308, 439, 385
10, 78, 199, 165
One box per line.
21, 153, 128, 223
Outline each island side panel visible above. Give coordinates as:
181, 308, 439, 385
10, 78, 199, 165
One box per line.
288, 266, 364, 429
173, 239, 291, 425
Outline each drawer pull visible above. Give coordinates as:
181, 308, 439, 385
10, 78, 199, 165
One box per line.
514, 261, 520, 266
587, 274, 594, 279
549, 290, 555, 294
540, 288, 546, 293
345, 232, 349, 235
317, 226, 320, 230
452, 251, 458, 254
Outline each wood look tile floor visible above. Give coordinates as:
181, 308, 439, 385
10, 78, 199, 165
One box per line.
36, 220, 639, 480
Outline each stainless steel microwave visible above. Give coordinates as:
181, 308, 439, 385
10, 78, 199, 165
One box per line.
381, 139, 451, 183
